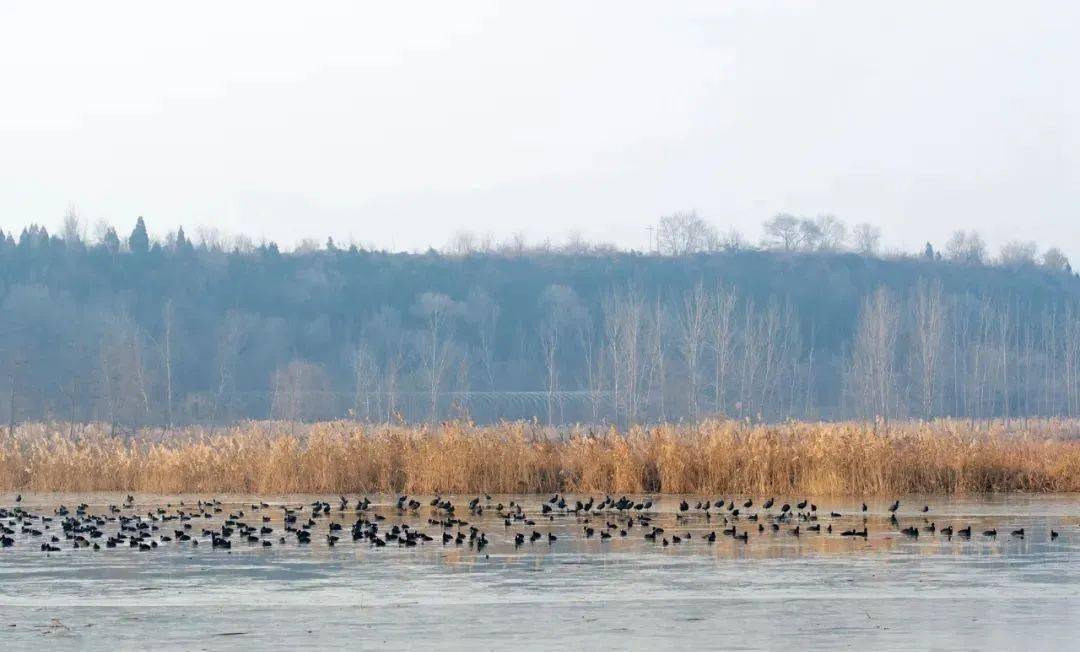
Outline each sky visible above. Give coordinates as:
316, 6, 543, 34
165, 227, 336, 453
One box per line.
1, 1, 1077, 258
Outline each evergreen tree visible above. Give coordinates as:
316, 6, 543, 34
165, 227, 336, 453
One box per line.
175, 225, 194, 254
129, 216, 149, 254
102, 227, 121, 253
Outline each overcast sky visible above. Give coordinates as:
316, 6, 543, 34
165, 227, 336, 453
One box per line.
1, 1, 1077, 257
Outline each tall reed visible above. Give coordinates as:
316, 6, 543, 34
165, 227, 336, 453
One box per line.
1, 419, 1078, 495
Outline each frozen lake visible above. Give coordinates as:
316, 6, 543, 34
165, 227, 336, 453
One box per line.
1, 492, 1078, 650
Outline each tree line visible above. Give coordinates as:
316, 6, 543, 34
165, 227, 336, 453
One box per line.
1, 212, 1078, 430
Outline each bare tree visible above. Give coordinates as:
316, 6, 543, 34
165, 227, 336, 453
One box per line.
646, 295, 669, 422
762, 214, 803, 251
582, 318, 606, 423
813, 215, 848, 251
721, 229, 749, 252
61, 205, 85, 248
447, 230, 479, 255
538, 284, 587, 424
1066, 305, 1080, 417
364, 306, 406, 423
129, 325, 151, 421
656, 211, 718, 256
998, 241, 1038, 268
761, 214, 843, 253
711, 285, 738, 415
1042, 247, 1071, 273
945, 231, 986, 265
911, 278, 946, 418
738, 299, 764, 419
603, 286, 646, 426
849, 287, 899, 421
852, 223, 881, 256
211, 310, 248, 424
797, 219, 824, 251
352, 341, 376, 421
98, 313, 147, 433
412, 292, 463, 422
465, 288, 500, 390
677, 282, 709, 421
756, 298, 799, 420
271, 359, 332, 422
6, 356, 24, 437
160, 301, 175, 427
602, 293, 624, 422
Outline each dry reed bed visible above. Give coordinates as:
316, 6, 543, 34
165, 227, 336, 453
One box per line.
1, 420, 1079, 495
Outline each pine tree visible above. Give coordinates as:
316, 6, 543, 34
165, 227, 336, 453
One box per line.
175, 225, 194, 253
103, 227, 121, 253
129, 216, 149, 254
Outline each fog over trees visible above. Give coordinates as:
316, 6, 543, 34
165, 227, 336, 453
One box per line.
1, 212, 1078, 430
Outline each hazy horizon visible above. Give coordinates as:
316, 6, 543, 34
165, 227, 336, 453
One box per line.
2, 1, 1077, 258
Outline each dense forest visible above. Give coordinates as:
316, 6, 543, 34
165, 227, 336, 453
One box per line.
1, 212, 1078, 430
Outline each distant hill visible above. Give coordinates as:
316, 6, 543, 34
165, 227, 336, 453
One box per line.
2, 221, 1079, 428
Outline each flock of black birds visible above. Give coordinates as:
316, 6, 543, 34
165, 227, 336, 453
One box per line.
0, 492, 1066, 555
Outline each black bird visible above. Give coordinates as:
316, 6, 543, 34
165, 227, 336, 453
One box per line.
1010, 528, 1024, 538
983, 529, 997, 537
796, 500, 807, 510
763, 498, 774, 509
921, 505, 930, 513
1051, 530, 1059, 540
888, 500, 900, 513
743, 499, 753, 509
861, 503, 868, 512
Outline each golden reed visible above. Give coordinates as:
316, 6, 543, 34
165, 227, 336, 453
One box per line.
1, 420, 1078, 495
